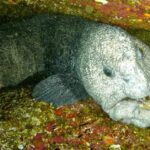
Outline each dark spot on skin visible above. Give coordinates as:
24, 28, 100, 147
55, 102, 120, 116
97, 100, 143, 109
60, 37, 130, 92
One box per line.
123, 78, 129, 83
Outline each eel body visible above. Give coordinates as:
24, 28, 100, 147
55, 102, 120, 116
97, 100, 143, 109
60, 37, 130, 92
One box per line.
1, 14, 150, 128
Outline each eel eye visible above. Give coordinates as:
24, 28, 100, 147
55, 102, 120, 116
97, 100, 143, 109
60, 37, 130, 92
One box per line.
103, 66, 114, 77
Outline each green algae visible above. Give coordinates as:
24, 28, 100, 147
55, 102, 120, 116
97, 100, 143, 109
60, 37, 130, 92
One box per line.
1, 87, 150, 149
127, 29, 150, 47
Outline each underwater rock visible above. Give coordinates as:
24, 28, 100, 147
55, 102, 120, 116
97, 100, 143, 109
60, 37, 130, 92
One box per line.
1, 14, 150, 128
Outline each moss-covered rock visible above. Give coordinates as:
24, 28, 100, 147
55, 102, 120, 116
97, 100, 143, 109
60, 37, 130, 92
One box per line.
0, 0, 150, 30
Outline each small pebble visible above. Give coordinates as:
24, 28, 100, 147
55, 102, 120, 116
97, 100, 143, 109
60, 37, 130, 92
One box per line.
18, 144, 24, 150
95, 0, 108, 5
110, 144, 121, 150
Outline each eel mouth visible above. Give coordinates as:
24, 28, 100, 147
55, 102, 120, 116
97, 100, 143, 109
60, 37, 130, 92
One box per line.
122, 96, 150, 109
137, 96, 150, 102
124, 96, 150, 102
137, 96, 150, 109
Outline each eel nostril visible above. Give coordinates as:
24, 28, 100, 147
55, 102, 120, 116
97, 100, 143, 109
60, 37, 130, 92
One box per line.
135, 46, 144, 60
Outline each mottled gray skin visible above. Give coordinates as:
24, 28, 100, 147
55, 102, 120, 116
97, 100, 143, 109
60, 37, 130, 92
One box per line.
0, 16, 46, 87
1, 14, 150, 128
